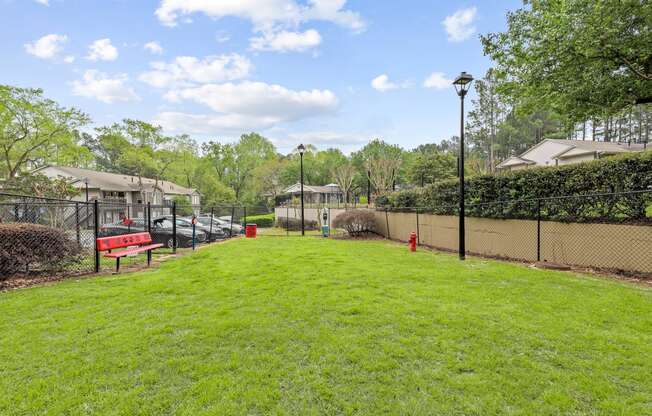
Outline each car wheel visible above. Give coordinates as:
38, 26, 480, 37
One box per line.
166, 237, 175, 249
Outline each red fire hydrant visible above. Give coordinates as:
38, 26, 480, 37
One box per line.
408, 232, 417, 252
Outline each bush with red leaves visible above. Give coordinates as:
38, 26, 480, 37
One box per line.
333, 210, 377, 236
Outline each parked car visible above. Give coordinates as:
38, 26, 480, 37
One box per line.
99, 218, 203, 248
157, 215, 226, 242
196, 215, 243, 236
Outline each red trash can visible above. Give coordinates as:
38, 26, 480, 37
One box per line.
245, 223, 257, 238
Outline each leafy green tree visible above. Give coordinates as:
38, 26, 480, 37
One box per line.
201, 133, 276, 202
0, 85, 89, 180
482, 0, 652, 122
407, 151, 456, 186
5, 173, 80, 200
201, 141, 235, 183
253, 158, 288, 205
172, 195, 193, 216
192, 169, 236, 208
466, 69, 506, 172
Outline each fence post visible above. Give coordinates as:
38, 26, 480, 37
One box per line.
230, 206, 235, 237
329, 207, 332, 233
209, 207, 214, 241
536, 199, 541, 262
127, 204, 131, 233
94, 200, 100, 273
75, 202, 81, 246
416, 208, 420, 246
385, 208, 391, 240
243, 206, 247, 228
147, 202, 152, 265
286, 205, 289, 236
172, 201, 177, 254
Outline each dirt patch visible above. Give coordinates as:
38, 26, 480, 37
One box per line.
331, 232, 385, 241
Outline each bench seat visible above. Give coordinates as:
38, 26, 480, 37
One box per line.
96, 232, 163, 273
104, 243, 164, 258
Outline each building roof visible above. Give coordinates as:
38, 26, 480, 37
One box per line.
549, 139, 646, 159
497, 139, 645, 169
283, 183, 342, 194
38, 166, 198, 195
495, 156, 536, 169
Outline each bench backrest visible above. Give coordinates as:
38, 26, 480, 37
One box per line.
97, 232, 153, 251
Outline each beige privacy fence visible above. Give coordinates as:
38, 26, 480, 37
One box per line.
374, 210, 652, 274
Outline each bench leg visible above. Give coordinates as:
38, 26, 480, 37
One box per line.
116, 257, 120, 273
147, 250, 152, 267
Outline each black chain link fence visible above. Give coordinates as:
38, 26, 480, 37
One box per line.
379, 190, 652, 275
0, 193, 274, 284
0, 194, 97, 279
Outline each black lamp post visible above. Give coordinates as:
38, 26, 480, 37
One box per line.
453, 71, 473, 261
298, 143, 306, 236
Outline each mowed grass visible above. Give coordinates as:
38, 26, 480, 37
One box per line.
1, 238, 652, 415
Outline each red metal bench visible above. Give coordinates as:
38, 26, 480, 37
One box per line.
96, 232, 163, 273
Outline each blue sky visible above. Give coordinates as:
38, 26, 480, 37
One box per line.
0, 0, 522, 153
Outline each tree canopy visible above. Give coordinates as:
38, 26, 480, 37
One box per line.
482, 0, 652, 122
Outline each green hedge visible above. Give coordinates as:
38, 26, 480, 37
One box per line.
245, 213, 275, 228
275, 217, 319, 231
376, 151, 652, 223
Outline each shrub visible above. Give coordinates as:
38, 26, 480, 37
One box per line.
275, 217, 318, 231
245, 213, 275, 228
376, 151, 652, 222
0, 223, 81, 278
333, 210, 377, 236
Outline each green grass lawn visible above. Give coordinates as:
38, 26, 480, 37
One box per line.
1, 237, 652, 415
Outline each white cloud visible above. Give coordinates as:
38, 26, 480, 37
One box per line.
87, 38, 118, 61
139, 54, 252, 88
34, 0, 49, 5
371, 74, 411, 92
71, 70, 140, 103
250, 29, 321, 53
442, 7, 477, 42
63, 55, 75, 64
165, 81, 338, 119
154, 112, 277, 134
156, 81, 338, 134
283, 131, 367, 147
24, 34, 67, 59
144, 41, 164, 55
423, 72, 452, 89
303, 0, 366, 33
154, 0, 365, 31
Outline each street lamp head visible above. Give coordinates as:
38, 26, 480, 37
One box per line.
297, 143, 306, 155
453, 71, 474, 97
